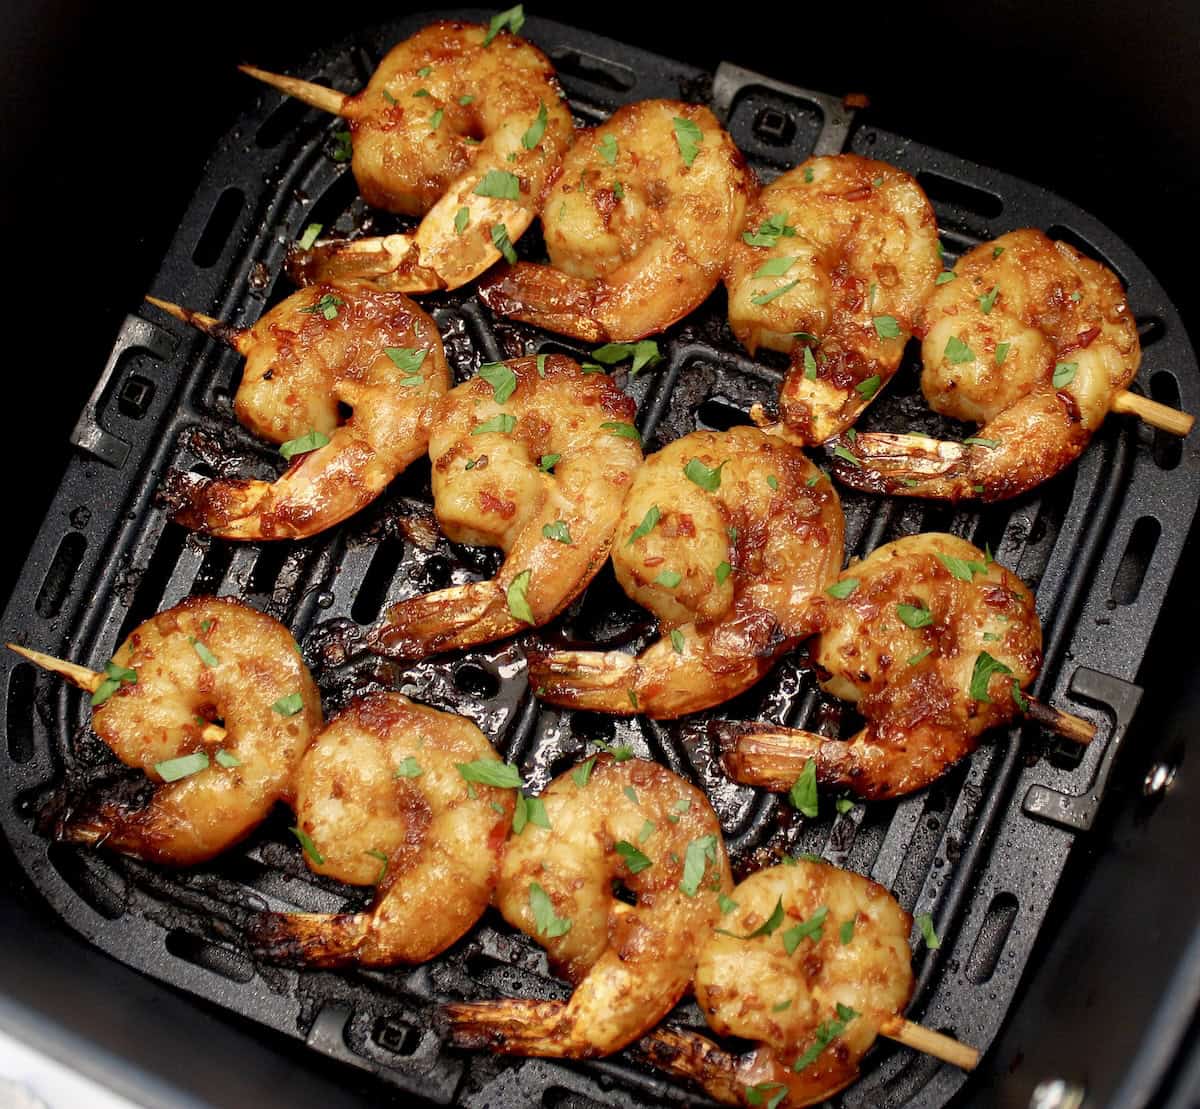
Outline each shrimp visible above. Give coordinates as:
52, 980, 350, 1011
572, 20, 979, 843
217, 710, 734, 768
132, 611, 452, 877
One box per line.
718, 533, 1060, 801
831, 228, 1155, 500
639, 859, 916, 1108
148, 284, 450, 540
443, 755, 732, 1057
247, 692, 513, 966
245, 20, 573, 292
527, 427, 844, 718
725, 154, 940, 445
368, 354, 643, 659
478, 99, 755, 341
17, 597, 322, 866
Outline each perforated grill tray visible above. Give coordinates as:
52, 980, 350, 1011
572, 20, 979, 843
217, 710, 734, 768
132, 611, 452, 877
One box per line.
2, 10, 1199, 1107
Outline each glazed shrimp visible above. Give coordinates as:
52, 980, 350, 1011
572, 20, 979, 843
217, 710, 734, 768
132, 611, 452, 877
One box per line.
478, 99, 755, 341
245, 21, 573, 292
369, 354, 643, 659
148, 284, 450, 540
527, 427, 844, 718
444, 756, 732, 1057
831, 229, 1191, 500
10, 597, 322, 866
725, 154, 940, 445
640, 860, 924, 1108
717, 534, 1091, 801
247, 692, 513, 966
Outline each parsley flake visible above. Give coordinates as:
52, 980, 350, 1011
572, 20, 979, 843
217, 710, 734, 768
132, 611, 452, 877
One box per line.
272, 693, 304, 716
873, 315, 901, 339
522, 101, 547, 149
506, 569, 535, 624
384, 347, 428, 375
394, 756, 422, 778
627, 504, 661, 545
679, 834, 719, 897
491, 222, 518, 263
751, 279, 800, 305
855, 374, 882, 401
995, 341, 1012, 366
156, 751, 210, 782
742, 212, 797, 248
684, 457, 726, 491
457, 759, 523, 789
592, 340, 662, 375
280, 429, 331, 461
803, 346, 818, 380
655, 570, 682, 588
896, 603, 932, 628
826, 578, 859, 599
471, 413, 517, 436
290, 825, 325, 864
673, 116, 703, 166
598, 132, 618, 166
297, 223, 322, 250
478, 361, 518, 403
782, 906, 828, 954
529, 880, 571, 937
1053, 361, 1078, 388
454, 206, 470, 235
483, 4, 525, 46
615, 840, 653, 874
754, 255, 797, 278
980, 286, 1000, 314
789, 757, 819, 817
916, 911, 941, 949
670, 628, 686, 654
715, 561, 732, 585
944, 335, 975, 364
601, 421, 642, 444
969, 651, 1013, 703
542, 520, 572, 544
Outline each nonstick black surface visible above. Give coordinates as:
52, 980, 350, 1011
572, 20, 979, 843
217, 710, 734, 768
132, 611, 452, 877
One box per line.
4, 4, 1200, 1108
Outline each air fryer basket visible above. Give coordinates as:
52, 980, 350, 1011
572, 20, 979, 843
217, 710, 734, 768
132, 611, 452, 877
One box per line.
2, 10, 1198, 1108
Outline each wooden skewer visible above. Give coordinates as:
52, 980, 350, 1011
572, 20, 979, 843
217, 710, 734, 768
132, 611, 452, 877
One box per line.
880, 1016, 980, 1071
238, 64, 350, 117
144, 296, 246, 351
7, 644, 228, 744
1024, 695, 1095, 744
1112, 390, 1194, 437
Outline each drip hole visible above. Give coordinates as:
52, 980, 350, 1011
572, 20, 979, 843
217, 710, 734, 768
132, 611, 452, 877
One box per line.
256, 93, 319, 149
249, 544, 291, 596
35, 533, 87, 619
916, 172, 1003, 220
454, 663, 500, 700
190, 541, 234, 596
1151, 372, 1184, 471
697, 396, 753, 431
48, 843, 126, 920
6, 664, 35, 763
114, 524, 190, 644
192, 188, 246, 269
165, 929, 255, 983
1110, 516, 1161, 606
965, 891, 1018, 984
1137, 315, 1166, 347
351, 541, 406, 625
547, 48, 635, 92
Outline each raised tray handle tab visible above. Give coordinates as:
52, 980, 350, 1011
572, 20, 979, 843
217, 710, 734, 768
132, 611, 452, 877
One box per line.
711, 61, 857, 156
70, 314, 177, 468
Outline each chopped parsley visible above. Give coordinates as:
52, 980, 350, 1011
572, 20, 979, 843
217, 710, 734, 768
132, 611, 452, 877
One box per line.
483, 4, 525, 46
491, 222, 518, 263
521, 101, 548, 149
601, 421, 641, 444
789, 757, 819, 817
782, 906, 828, 954
896, 603, 932, 628
873, 315, 901, 339
855, 374, 882, 401
506, 569, 534, 624
529, 880, 572, 938
591, 340, 662, 375
916, 911, 941, 949
944, 335, 975, 364
627, 505, 661, 545
296, 223, 322, 250
598, 132, 618, 166
679, 834, 719, 897
457, 759, 523, 789
792, 1004, 860, 1072
673, 116, 703, 166
716, 895, 785, 939
272, 693, 304, 716
969, 651, 1013, 703
454, 206, 470, 235
478, 361, 518, 403
751, 279, 799, 305
715, 561, 732, 585
394, 756, 422, 778
1053, 361, 1078, 388
155, 751, 210, 782
743, 212, 797, 248
471, 413, 517, 436
290, 825, 325, 865
684, 457, 726, 491
655, 569, 682, 588
826, 578, 859, 599
280, 429, 331, 461
542, 521, 572, 544
615, 840, 653, 874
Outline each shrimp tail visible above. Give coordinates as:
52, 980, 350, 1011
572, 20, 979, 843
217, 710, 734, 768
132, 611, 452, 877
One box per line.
529, 632, 779, 720
638, 1028, 861, 1108
715, 720, 975, 801
525, 647, 640, 714
828, 433, 976, 499
478, 265, 611, 343
370, 581, 518, 659
246, 910, 371, 967
160, 471, 279, 540
442, 999, 605, 1058
286, 234, 445, 294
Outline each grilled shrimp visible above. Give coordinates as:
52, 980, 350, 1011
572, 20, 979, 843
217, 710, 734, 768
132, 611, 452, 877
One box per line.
528, 427, 844, 718
369, 354, 643, 659
478, 99, 754, 341
640, 859, 914, 1107
246, 20, 573, 293
444, 756, 732, 1057
150, 284, 450, 540
56, 597, 322, 866
726, 154, 940, 445
719, 534, 1044, 800
248, 692, 513, 966
832, 229, 1144, 500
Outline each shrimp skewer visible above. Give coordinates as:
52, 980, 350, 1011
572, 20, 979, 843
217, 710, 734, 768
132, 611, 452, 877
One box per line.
725, 155, 940, 445
716, 533, 1092, 802
244, 21, 573, 293
639, 860, 977, 1108
831, 229, 1192, 501
147, 285, 450, 540
479, 99, 755, 341
444, 756, 732, 1057
368, 354, 643, 659
247, 693, 513, 966
527, 427, 844, 718
11, 598, 322, 866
